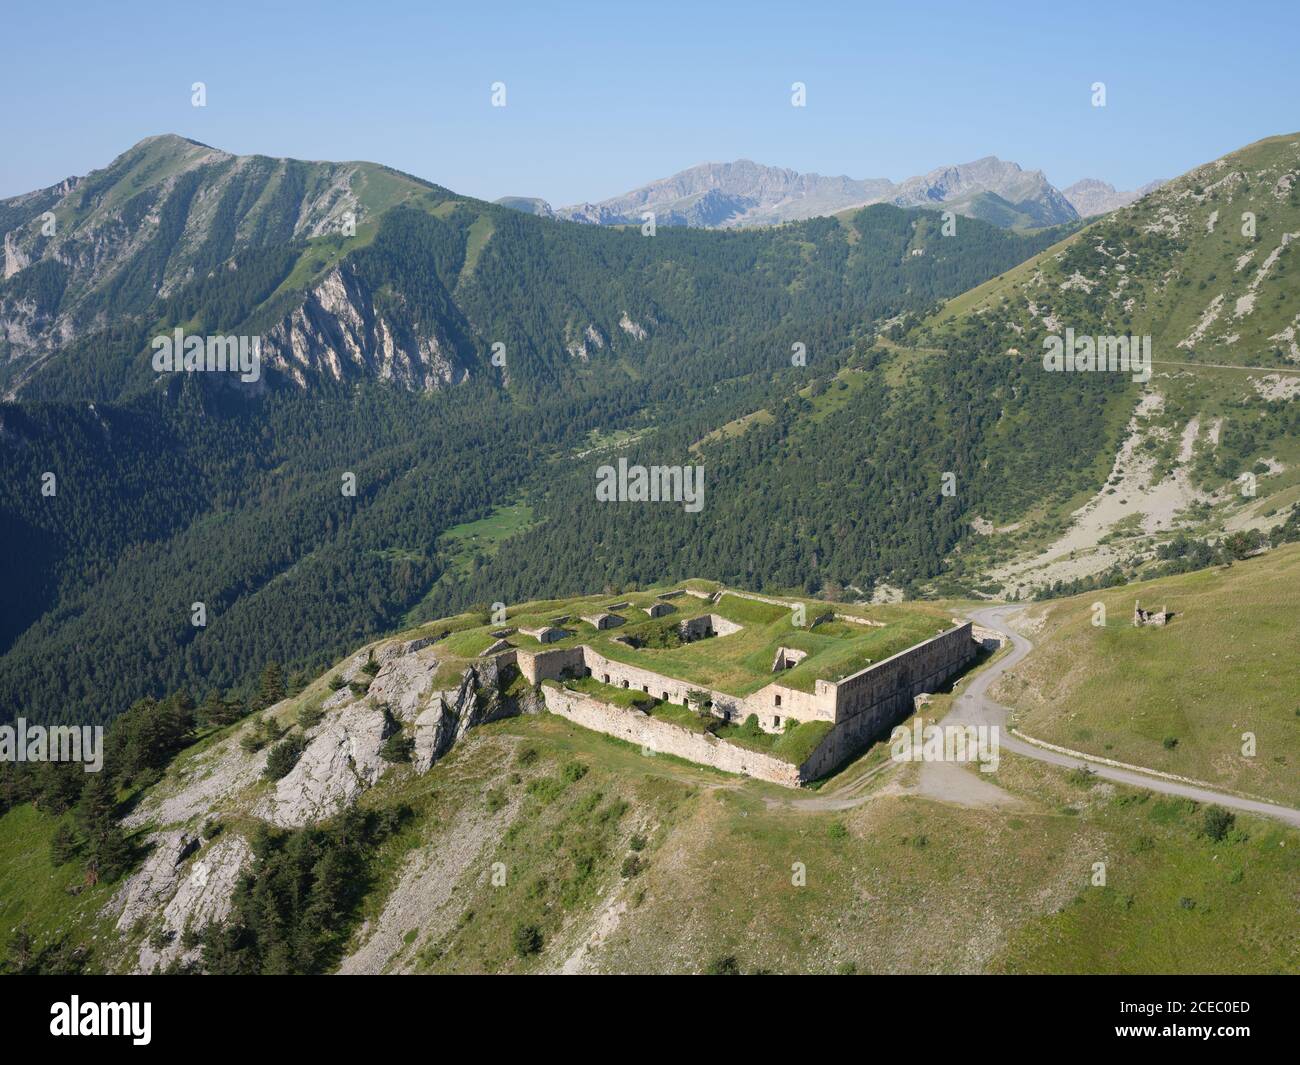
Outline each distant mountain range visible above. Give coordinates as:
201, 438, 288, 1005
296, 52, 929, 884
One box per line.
1059, 177, 1166, 218
498, 157, 1162, 231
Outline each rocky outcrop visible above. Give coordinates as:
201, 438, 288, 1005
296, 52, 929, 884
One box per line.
136, 834, 251, 974
121, 728, 266, 831
101, 631, 540, 970
262, 266, 473, 391
413, 656, 538, 773
258, 698, 396, 828
106, 827, 251, 973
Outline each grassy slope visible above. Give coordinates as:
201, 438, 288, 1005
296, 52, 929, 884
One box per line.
4, 551, 1297, 974
0, 804, 121, 967
352, 707, 1299, 974
993, 542, 1300, 805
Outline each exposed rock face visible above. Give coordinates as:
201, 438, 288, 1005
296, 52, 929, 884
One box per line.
0, 134, 472, 398
0, 139, 324, 335
136, 834, 251, 974
106, 828, 251, 973
110, 830, 201, 934
100, 631, 537, 971
259, 698, 395, 828
618, 313, 647, 340
413, 656, 538, 773
263, 267, 472, 391
494, 196, 555, 218
121, 727, 267, 831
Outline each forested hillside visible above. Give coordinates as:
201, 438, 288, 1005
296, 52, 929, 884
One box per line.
0, 136, 1070, 725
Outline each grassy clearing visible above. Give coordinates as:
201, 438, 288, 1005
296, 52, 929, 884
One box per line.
457, 214, 495, 285
0, 804, 122, 968
438, 502, 535, 577
984, 754, 1300, 974
994, 543, 1300, 805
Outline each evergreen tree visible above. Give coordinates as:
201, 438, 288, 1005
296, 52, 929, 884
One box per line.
257, 662, 285, 710
76, 772, 131, 883
49, 821, 79, 866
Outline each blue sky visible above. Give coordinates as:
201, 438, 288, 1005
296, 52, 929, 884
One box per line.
2, 0, 1297, 202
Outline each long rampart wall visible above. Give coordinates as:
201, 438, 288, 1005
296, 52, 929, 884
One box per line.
541, 685, 802, 787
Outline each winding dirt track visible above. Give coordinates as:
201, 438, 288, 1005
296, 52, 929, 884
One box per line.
957, 607, 1300, 828
771, 607, 1300, 827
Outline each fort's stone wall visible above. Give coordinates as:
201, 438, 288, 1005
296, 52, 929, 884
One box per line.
801, 624, 977, 780
515, 646, 583, 684
541, 685, 801, 787
581, 647, 735, 711
718, 588, 794, 608
746, 679, 836, 727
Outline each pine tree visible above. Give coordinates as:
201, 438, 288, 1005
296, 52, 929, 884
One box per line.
257, 662, 285, 710
77, 772, 130, 883
50, 821, 79, 866
200, 689, 226, 727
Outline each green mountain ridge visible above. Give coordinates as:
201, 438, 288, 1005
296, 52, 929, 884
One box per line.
911, 131, 1300, 595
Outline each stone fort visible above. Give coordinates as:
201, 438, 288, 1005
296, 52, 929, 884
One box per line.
496, 597, 979, 785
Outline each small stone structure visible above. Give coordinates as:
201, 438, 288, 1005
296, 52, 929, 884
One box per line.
642, 602, 676, 618
520, 625, 567, 643
581, 612, 625, 630
1133, 600, 1172, 627
771, 646, 809, 672
678, 613, 742, 641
